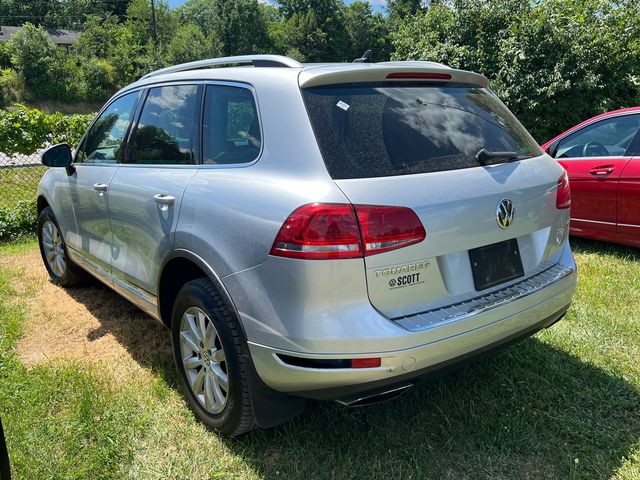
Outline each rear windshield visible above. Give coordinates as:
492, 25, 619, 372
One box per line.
302, 83, 542, 179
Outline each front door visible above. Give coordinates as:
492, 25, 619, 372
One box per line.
553, 114, 639, 233
62, 92, 139, 275
108, 84, 201, 302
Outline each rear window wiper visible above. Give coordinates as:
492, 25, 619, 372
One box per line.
475, 148, 519, 165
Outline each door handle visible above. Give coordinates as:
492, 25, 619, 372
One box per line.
154, 194, 176, 206
93, 183, 108, 193
589, 165, 614, 177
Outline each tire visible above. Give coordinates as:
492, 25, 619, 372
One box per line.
171, 278, 256, 437
37, 207, 89, 287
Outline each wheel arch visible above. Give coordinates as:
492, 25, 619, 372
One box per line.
157, 249, 243, 334
37, 195, 50, 214
158, 249, 306, 428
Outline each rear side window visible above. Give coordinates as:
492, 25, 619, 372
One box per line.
202, 85, 261, 165
302, 83, 541, 179
77, 92, 137, 164
127, 85, 200, 165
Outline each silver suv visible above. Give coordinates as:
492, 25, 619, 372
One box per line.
37, 55, 577, 436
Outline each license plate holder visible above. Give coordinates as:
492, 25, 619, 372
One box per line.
469, 239, 524, 291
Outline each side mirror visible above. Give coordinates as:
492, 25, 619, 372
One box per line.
42, 143, 73, 168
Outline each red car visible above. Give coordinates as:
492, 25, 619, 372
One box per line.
542, 107, 640, 248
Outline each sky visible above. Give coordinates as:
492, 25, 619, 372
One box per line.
166, 0, 387, 13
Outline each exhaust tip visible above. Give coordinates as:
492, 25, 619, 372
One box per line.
337, 384, 414, 408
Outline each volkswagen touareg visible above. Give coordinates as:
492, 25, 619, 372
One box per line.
36, 55, 577, 436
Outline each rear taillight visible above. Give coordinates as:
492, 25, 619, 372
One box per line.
356, 205, 426, 255
556, 171, 571, 209
270, 203, 426, 260
269, 203, 362, 259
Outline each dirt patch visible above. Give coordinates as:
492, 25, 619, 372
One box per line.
2, 249, 173, 378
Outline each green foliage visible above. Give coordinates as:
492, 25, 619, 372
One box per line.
276, 0, 349, 61
343, 1, 392, 61
0, 200, 37, 240
0, 104, 92, 155
0, 68, 21, 108
5, 23, 64, 99
0, 0, 133, 29
392, 0, 640, 142
75, 13, 122, 59
167, 23, 221, 65
180, 0, 271, 56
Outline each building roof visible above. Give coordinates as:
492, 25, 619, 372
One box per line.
0, 26, 80, 45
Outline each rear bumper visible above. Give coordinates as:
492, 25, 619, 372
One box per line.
247, 267, 576, 398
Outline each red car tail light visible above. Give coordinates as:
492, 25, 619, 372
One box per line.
355, 205, 426, 256
270, 203, 363, 259
556, 171, 571, 209
270, 203, 426, 260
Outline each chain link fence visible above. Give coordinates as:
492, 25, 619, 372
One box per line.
0, 149, 46, 209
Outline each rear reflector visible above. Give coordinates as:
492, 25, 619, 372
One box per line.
386, 72, 452, 80
556, 171, 571, 209
270, 203, 426, 260
351, 357, 382, 369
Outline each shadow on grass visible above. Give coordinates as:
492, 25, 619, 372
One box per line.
569, 236, 640, 261
66, 281, 639, 479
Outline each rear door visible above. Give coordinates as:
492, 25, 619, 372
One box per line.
108, 84, 201, 305
617, 154, 640, 237
302, 82, 566, 318
551, 114, 640, 232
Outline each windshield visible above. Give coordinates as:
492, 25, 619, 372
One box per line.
302, 83, 542, 179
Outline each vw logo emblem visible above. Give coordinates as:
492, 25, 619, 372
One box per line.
496, 198, 515, 229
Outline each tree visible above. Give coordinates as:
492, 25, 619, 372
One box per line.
343, 1, 391, 61
5, 23, 64, 98
392, 0, 640, 142
180, 0, 271, 56
167, 23, 221, 64
275, 0, 348, 61
387, 0, 426, 23
75, 14, 122, 59
126, 0, 178, 67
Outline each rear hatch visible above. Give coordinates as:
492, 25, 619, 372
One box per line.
301, 71, 568, 318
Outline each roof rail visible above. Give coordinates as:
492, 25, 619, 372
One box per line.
140, 54, 302, 80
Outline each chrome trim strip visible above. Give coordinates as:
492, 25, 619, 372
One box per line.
396, 263, 575, 332
335, 384, 414, 407
572, 218, 616, 226
618, 223, 640, 229
68, 246, 159, 320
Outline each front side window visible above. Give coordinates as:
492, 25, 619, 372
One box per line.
127, 85, 200, 165
302, 83, 542, 179
554, 114, 640, 159
77, 92, 138, 164
203, 85, 261, 165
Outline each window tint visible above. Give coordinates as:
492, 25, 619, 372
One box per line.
302, 83, 541, 179
128, 85, 199, 165
554, 114, 640, 158
203, 85, 261, 165
77, 92, 137, 164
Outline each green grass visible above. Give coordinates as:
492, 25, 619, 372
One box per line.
0, 236, 638, 479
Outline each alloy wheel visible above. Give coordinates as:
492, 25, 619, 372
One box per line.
179, 306, 229, 414
42, 220, 66, 277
